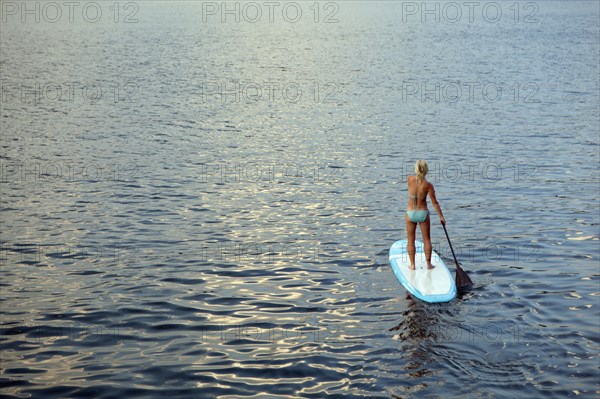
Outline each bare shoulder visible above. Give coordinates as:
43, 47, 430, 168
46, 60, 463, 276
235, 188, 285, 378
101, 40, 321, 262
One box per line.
427, 181, 435, 192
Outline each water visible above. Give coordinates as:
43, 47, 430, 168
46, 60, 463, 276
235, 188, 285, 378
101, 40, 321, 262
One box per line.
1, 1, 598, 398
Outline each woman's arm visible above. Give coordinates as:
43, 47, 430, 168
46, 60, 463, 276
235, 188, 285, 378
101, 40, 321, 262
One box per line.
429, 183, 446, 225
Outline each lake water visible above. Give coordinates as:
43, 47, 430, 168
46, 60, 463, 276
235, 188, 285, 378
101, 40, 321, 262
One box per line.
1, 1, 599, 398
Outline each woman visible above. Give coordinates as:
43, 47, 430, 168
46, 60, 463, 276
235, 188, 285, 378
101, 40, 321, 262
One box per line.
406, 160, 446, 270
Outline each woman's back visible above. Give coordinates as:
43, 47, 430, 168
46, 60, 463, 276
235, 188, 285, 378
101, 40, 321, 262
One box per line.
407, 175, 429, 210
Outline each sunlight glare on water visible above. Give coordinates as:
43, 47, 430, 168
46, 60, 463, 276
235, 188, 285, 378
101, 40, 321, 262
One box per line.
1, 1, 599, 398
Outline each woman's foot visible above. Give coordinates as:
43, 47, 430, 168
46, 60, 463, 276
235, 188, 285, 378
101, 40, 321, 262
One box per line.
409, 264, 416, 270
426, 262, 435, 270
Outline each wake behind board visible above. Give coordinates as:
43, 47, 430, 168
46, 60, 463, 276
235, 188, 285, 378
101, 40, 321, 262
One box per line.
389, 240, 456, 303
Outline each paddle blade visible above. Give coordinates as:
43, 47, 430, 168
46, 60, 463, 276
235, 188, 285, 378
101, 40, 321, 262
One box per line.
455, 265, 473, 291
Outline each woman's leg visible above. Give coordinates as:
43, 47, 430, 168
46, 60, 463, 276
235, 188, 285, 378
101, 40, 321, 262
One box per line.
406, 213, 417, 270
420, 214, 434, 269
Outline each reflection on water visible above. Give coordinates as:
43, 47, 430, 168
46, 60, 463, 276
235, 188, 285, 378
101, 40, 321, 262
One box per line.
1, 1, 599, 398
390, 295, 442, 379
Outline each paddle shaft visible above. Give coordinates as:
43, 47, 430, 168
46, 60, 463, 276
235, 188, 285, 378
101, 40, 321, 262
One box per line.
442, 224, 461, 269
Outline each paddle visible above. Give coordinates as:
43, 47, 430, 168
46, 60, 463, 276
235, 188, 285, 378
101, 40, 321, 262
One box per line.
442, 224, 473, 292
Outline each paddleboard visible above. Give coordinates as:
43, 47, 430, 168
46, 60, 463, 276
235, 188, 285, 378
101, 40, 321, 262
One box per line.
389, 240, 456, 303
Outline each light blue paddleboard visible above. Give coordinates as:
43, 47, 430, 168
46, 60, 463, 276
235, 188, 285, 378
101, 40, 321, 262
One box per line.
389, 240, 456, 303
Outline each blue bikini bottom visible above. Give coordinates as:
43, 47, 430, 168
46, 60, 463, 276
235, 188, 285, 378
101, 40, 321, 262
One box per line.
407, 210, 429, 223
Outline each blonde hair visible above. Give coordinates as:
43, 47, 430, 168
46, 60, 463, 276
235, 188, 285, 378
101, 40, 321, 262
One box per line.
414, 160, 428, 181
